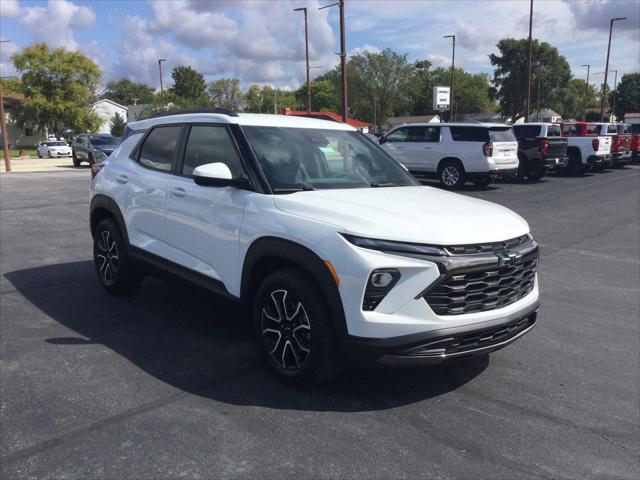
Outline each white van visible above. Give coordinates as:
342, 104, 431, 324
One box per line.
379, 123, 519, 188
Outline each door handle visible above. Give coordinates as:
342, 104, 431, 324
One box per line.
170, 187, 187, 198
115, 175, 129, 184
424, 147, 432, 150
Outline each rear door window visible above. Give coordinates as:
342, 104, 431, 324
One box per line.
513, 125, 540, 139
489, 127, 516, 142
405, 126, 440, 142
547, 124, 562, 136
138, 125, 182, 172
449, 126, 489, 142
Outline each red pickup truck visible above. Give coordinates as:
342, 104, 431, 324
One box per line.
616, 123, 638, 163
594, 123, 632, 167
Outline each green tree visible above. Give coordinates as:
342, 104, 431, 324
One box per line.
109, 112, 126, 137
103, 78, 155, 106
549, 78, 598, 120
169, 66, 208, 105
611, 73, 640, 119
208, 78, 244, 110
244, 85, 264, 112
12, 43, 101, 137
0, 78, 23, 96
489, 38, 571, 120
294, 79, 339, 112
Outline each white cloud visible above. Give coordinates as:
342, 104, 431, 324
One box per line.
350, 44, 382, 57
0, 36, 20, 78
0, 0, 21, 18
19, 0, 95, 51
111, 15, 199, 88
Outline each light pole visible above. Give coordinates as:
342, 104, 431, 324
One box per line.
320, 1, 348, 123
1, 40, 12, 172
595, 69, 618, 121
580, 64, 590, 121
158, 58, 167, 110
294, 7, 311, 114
372, 96, 377, 133
600, 17, 626, 121
536, 61, 542, 121
526, 0, 533, 122
443, 35, 455, 122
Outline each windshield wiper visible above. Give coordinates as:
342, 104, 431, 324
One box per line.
370, 182, 401, 187
272, 183, 315, 193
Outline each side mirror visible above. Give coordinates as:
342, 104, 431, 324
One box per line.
192, 162, 251, 189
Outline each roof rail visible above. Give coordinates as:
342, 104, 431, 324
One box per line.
146, 107, 239, 119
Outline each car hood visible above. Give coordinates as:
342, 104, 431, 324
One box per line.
273, 186, 529, 245
48, 146, 70, 150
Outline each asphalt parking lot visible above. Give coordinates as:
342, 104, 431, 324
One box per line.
1, 167, 639, 479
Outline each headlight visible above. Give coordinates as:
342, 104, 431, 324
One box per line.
343, 234, 447, 257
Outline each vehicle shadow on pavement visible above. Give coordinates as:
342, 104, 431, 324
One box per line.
5, 261, 489, 412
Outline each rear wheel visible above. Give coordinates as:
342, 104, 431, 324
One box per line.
253, 268, 342, 385
566, 150, 585, 176
72, 151, 80, 167
527, 168, 547, 182
438, 160, 465, 188
93, 218, 142, 294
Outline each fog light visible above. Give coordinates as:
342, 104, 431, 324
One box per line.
371, 271, 394, 288
363, 269, 400, 311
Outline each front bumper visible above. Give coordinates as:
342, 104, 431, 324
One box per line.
48, 151, 71, 157
344, 301, 539, 365
611, 151, 632, 165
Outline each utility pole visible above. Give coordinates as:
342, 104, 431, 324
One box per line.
0, 40, 12, 172
274, 88, 277, 114
320, 1, 348, 123
525, 0, 533, 122
294, 7, 311, 114
158, 59, 167, 110
611, 69, 618, 121
372, 96, 377, 133
600, 17, 626, 121
443, 35, 455, 122
536, 61, 542, 121
580, 64, 590, 121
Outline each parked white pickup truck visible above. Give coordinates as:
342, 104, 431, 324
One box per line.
560, 122, 612, 175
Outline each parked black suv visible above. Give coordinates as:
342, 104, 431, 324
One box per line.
71, 134, 119, 167
512, 123, 568, 181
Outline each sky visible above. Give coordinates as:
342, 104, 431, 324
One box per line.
1, 0, 638, 92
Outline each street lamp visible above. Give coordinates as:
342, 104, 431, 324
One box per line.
595, 69, 618, 121
580, 64, 590, 121
1, 39, 13, 172
320, 1, 348, 123
372, 96, 377, 133
600, 17, 626, 121
294, 7, 311, 114
443, 35, 455, 122
526, 0, 534, 122
158, 58, 167, 110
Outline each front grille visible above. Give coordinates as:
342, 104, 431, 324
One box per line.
404, 315, 536, 357
446, 234, 530, 255
424, 257, 538, 316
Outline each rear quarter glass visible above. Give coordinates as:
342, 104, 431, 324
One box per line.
547, 124, 561, 136
489, 128, 516, 142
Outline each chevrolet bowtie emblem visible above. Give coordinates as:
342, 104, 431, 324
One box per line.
496, 251, 523, 267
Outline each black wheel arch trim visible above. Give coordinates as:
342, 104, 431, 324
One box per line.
90, 194, 130, 246
241, 236, 348, 340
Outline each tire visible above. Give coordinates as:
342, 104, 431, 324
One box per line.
72, 151, 80, 167
253, 268, 343, 385
527, 168, 547, 182
38, 151, 42, 158
438, 160, 465, 188
473, 177, 492, 187
88, 153, 95, 165
566, 150, 585, 176
93, 218, 142, 294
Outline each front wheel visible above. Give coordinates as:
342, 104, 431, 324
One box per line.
438, 160, 465, 188
72, 151, 80, 167
93, 218, 142, 294
253, 268, 342, 385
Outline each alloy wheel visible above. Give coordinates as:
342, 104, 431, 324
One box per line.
261, 289, 311, 370
96, 230, 119, 285
442, 166, 460, 186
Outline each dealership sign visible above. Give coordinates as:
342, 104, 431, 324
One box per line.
433, 86, 450, 110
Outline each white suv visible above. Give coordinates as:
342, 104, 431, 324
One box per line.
379, 123, 519, 188
90, 109, 540, 384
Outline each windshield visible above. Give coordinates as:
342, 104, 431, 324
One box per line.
90, 135, 116, 145
46, 141, 66, 146
242, 126, 417, 192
